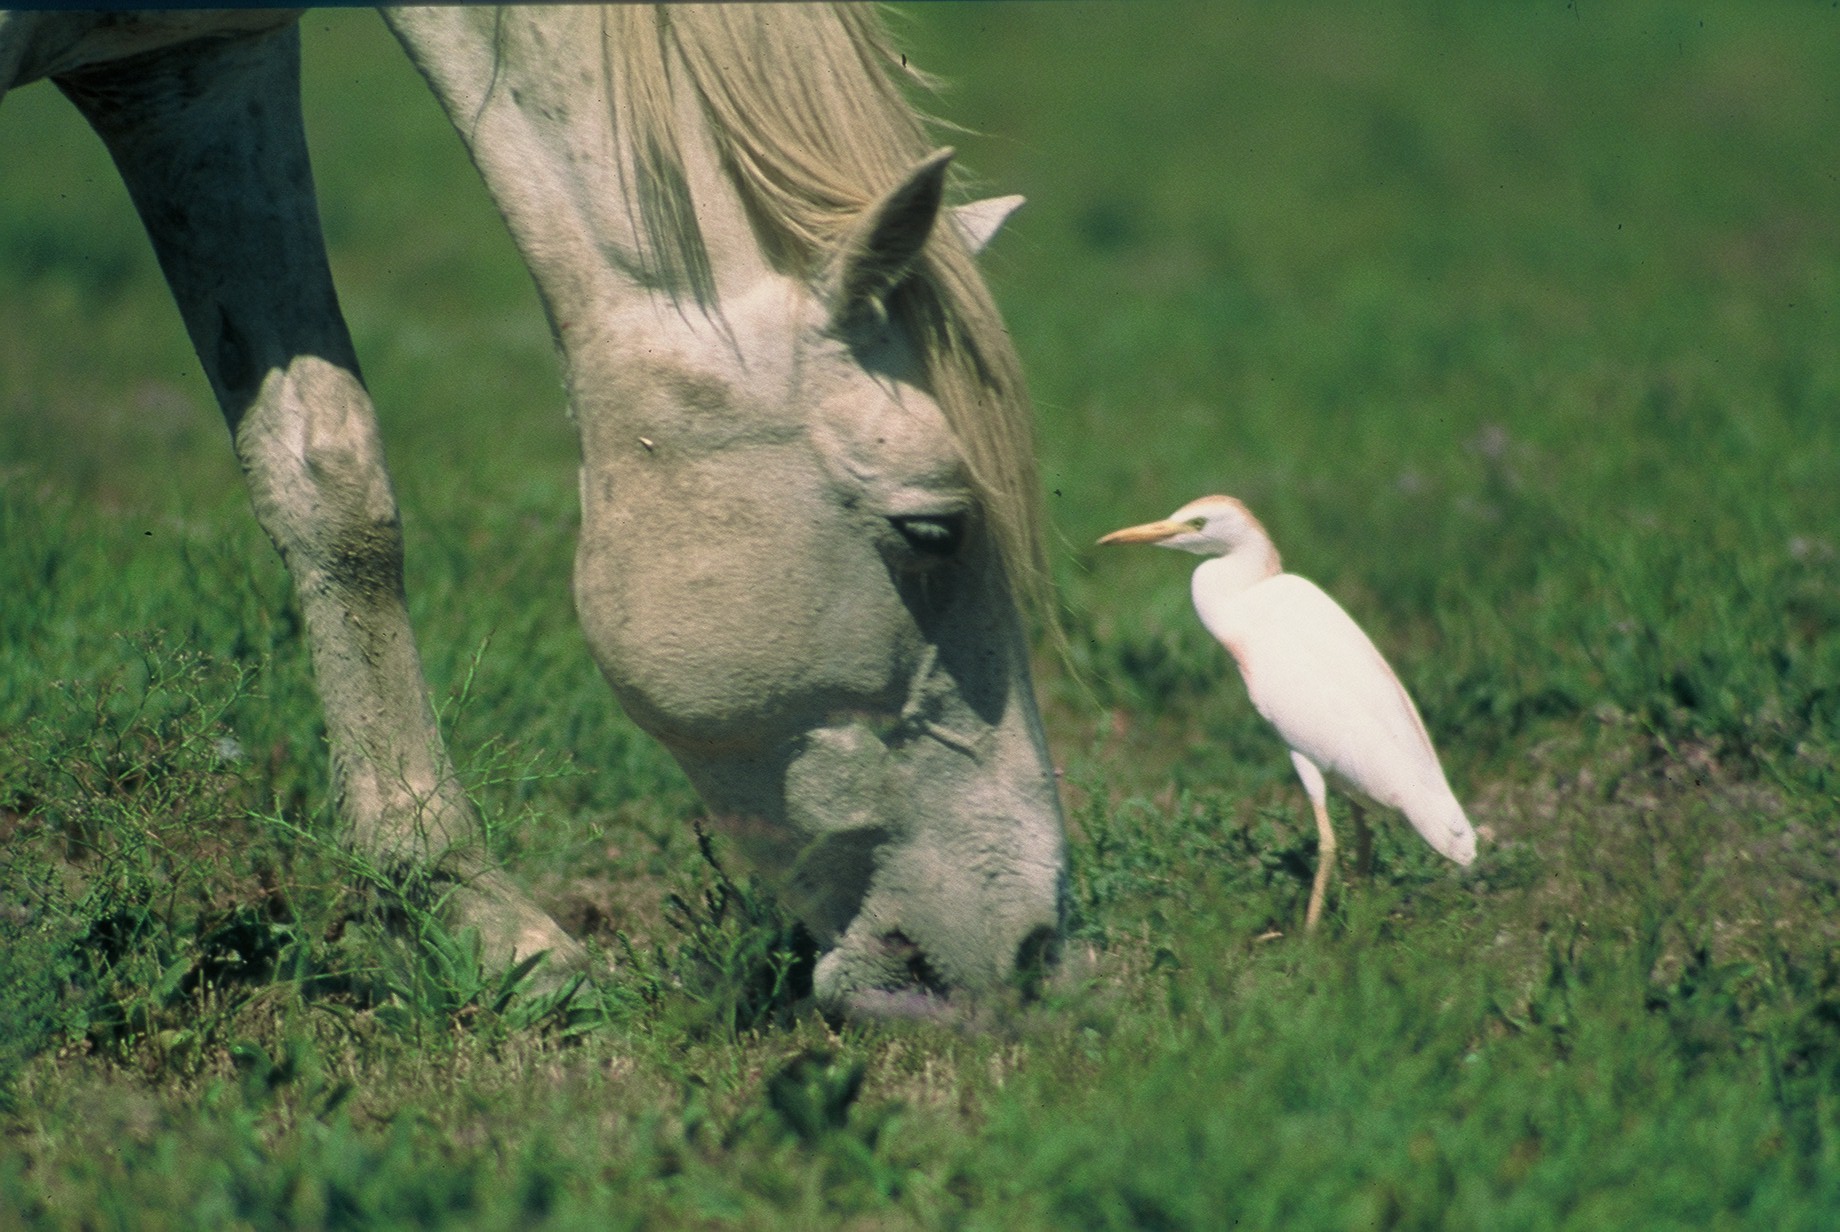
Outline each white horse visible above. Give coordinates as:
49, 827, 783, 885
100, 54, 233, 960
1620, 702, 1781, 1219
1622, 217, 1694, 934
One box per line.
0, 6, 1066, 1018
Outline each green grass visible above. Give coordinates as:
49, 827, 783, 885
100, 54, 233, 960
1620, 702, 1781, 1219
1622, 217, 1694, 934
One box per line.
3, 2, 1839, 1226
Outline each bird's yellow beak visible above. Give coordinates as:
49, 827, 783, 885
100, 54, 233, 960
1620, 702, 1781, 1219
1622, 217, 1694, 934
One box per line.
1096, 519, 1188, 547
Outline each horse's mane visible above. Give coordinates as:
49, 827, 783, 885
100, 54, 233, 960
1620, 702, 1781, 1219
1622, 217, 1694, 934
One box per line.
600, 4, 1047, 612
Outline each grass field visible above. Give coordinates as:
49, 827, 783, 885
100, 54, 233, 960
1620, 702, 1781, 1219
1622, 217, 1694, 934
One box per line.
4, 3, 1839, 1226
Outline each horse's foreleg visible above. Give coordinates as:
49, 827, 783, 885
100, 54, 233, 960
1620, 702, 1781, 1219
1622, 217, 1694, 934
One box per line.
55, 26, 582, 977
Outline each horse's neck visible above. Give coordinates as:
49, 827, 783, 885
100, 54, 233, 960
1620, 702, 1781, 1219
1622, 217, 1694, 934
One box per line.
384, 7, 766, 342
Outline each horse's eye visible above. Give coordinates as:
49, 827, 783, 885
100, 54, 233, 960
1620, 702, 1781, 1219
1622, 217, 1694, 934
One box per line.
889, 514, 966, 558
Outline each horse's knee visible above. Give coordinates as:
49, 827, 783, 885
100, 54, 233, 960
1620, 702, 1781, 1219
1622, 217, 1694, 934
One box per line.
234, 354, 405, 597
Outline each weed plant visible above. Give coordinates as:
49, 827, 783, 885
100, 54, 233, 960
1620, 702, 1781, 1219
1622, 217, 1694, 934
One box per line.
3, 2, 1838, 1226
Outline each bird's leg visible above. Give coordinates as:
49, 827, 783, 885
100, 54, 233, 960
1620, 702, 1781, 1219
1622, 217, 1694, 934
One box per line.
1351, 799, 1373, 880
1304, 796, 1336, 934
1290, 752, 1335, 934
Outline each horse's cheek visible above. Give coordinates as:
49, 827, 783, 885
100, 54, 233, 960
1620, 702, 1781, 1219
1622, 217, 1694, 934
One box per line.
571, 484, 907, 747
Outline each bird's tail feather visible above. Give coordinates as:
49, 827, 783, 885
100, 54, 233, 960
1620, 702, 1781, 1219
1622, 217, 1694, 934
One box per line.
1407, 791, 1477, 866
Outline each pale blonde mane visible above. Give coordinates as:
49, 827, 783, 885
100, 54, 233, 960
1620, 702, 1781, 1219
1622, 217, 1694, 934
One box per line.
598, 4, 1047, 610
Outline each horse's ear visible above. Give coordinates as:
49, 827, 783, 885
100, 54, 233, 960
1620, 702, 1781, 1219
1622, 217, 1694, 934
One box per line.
953, 194, 1025, 255
828, 147, 954, 336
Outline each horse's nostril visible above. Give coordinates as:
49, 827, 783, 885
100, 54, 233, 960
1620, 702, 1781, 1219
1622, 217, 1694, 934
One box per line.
879, 929, 948, 994
1013, 925, 1060, 1000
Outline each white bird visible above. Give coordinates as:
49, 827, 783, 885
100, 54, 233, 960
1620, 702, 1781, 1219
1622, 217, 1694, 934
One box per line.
1099, 495, 1477, 932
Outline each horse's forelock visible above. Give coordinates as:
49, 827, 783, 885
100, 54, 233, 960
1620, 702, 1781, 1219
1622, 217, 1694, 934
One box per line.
599, 4, 1048, 615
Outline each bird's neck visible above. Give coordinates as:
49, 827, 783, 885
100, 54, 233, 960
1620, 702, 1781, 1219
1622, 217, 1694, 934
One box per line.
1193, 542, 1282, 601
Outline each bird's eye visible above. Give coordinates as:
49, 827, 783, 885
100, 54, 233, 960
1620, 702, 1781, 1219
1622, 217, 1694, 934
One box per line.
889, 514, 966, 558
1186, 516, 1207, 531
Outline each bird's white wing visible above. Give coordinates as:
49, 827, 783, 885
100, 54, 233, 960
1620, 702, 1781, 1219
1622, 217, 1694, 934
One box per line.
1197, 573, 1476, 863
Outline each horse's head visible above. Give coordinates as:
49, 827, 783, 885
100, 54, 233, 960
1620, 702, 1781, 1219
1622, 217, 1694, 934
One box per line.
569, 150, 1066, 1017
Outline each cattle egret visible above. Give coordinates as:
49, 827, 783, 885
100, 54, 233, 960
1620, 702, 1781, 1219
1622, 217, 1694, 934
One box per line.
1099, 495, 1477, 932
